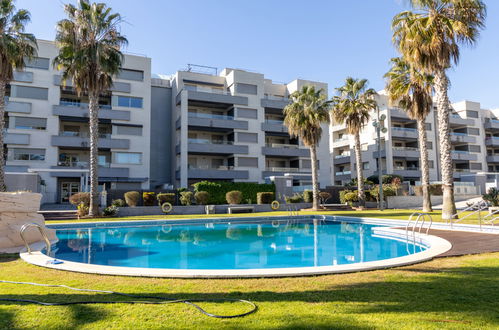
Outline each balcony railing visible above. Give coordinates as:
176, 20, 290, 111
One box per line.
57, 161, 111, 168
264, 119, 285, 125
59, 131, 112, 139
185, 85, 230, 95
333, 137, 349, 143
334, 153, 351, 158
265, 143, 299, 149
450, 132, 468, 136
392, 127, 417, 132
60, 100, 112, 109
265, 167, 301, 172
392, 147, 419, 151
454, 168, 471, 173
188, 138, 234, 145
188, 165, 234, 170
393, 166, 420, 171
486, 136, 499, 140
264, 95, 289, 101
451, 150, 471, 155
188, 112, 234, 121
335, 170, 352, 176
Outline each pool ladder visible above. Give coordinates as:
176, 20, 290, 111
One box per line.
287, 205, 299, 216
405, 212, 433, 253
19, 223, 52, 256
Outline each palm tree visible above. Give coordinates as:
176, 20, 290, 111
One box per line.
54, 0, 127, 216
392, 0, 486, 220
0, 0, 37, 191
332, 78, 377, 208
284, 86, 331, 210
385, 57, 434, 212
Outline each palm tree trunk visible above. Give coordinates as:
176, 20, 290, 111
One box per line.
434, 70, 456, 219
417, 118, 432, 212
0, 80, 6, 192
310, 144, 320, 210
88, 92, 100, 216
354, 131, 365, 208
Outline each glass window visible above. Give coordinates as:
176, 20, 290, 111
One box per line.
24, 57, 50, 70
117, 68, 144, 81
13, 117, 46, 130
115, 125, 142, 136
114, 152, 141, 164
12, 148, 45, 161
116, 96, 143, 108
11, 85, 48, 100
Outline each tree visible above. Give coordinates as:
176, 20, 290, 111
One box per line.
392, 0, 486, 220
283, 86, 331, 210
54, 0, 127, 216
384, 57, 434, 212
0, 0, 37, 191
332, 78, 377, 208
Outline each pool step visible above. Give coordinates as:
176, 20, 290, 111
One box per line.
39, 210, 78, 221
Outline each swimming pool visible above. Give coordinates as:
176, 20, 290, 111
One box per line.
21, 216, 452, 277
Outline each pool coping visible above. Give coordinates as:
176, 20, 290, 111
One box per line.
21, 215, 453, 278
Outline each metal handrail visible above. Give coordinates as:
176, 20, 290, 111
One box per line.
405, 212, 433, 253
450, 200, 488, 229
19, 223, 52, 256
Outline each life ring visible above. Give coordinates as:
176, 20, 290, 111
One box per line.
271, 220, 280, 228
161, 224, 172, 233
271, 200, 280, 210
161, 202, 173, 213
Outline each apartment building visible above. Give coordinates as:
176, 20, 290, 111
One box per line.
4, 40, 152, 204
169, 67, 332, 189
330, 92, 495, 186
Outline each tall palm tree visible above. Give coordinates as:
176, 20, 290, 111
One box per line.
385, 57, 434, 212
392, 0, 486, 220
54, 0, 127, 216
332, 78, 377, 208
284, 86, 331, 210
0, 0, 37, 191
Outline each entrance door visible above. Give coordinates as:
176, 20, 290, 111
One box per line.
60, 182, 80, 203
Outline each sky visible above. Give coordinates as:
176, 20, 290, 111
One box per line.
18, 0, 499, 109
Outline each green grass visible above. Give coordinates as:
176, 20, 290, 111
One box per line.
48, 209, 487, 225
1, 253, 498, 329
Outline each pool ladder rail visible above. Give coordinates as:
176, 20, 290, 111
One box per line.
19, 223, 53, 257
286, 205, 299, 216
405, 212, 433, 253
449, 200, 489, 230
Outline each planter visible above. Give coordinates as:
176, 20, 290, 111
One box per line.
0, 192, 56, 253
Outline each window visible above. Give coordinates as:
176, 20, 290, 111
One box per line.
114, 96, 143, 108
361, 143, 368, 151
469, 145, 481, 153
235, 83, 257, 95
12, 148, 45, 161
11, 85, 48, 100
12, 117, 46, 130
117, 68, 144, 81
115, 125, 143, 136
427, 141, 433, 150
362, 162, 369, 170
211, 135, 224, 144
237, 108, 258, 119
211, 158, 224, 168
114, 152, 142, 164
466, 110, 479, 118
24, 57, 50, 70
429, 160, 434, 169
13, 71, 33, 83
470, 162, 482, 170
467, 128, 480, 136
425, 123, 432, 130
238, 157, 258, 168
237, 132, 258, 143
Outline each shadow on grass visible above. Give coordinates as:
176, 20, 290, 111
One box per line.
0, 265, 497, 326
0, 254, 18, 263
0, 308, 18, 330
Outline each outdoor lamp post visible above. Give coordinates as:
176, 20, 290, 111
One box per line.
372, 110, 387, 210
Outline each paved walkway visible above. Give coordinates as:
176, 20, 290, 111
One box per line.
432, 196, 482, 210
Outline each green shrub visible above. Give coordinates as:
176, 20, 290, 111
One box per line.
226, 190, 243, 204
103, 205, 118, 217
192, 181, 275, 205
367, 174, 404, 185
369, 185, 397, 201
157, 193, 176, 205
194, 191, 209, 205
76, 203, 89, 217
303, 190, 313, 203
69, 192, 90, 207
319, 191, 331, 203
285, 193, 303, 203
414, 184, 443, 196
142, 192, 156, 206
339, 190, 352, 204
111, 199, 126, 207
124, 191, 140, 207
179, 191, 193, 206
257, 192, 275, 204
343, 191, 358, 205
483, 188, 499, 206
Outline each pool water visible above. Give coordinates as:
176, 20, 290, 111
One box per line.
50, 218, 426, 270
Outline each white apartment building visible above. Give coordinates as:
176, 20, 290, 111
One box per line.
330, 91, 497, 187
4, 40, 152, 204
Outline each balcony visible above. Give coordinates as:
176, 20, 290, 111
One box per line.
261, 143, 309, 157
5, 132, 30, 145
50, 163, 129, 178
260, 95, 290, 109
176, 88, 248, 106
389, 108, 412, 121
392, 166, 421, 178
485, 136, 499, 147
261, 119, 288, 133
53, 102, 130, 121
51, 133, 130, 149
450, 132, 476, 144
486, 155, 499, 163
185, 166, 249, 180
332, 137, 350, 147
484, 119, 499, 131
333, 154, 351, 165
451, 150, 478, 161
391, 127, 418, 139
391, 147, 420, 158
453, 169, 474, 179
5, 100, 31, 113
450, 114, 475, 126
185, 139, 248, 155
186, 112, 248, 130
262, 167, 311, 179
334, 170, 352, 180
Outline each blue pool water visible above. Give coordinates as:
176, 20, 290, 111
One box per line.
49, 217, 426, 270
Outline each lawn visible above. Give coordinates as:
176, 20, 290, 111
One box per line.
0, 253, 498, 329
47, 208, 488, 226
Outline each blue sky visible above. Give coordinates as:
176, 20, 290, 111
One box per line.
19, 0, 499, 109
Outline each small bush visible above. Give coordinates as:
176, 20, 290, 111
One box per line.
124, 191, 140, 207
157, 193, 176, 205
103, 205, 118, 217
76, 203, 89, 217
319, 191, 331, 203
285, 193, 303, 203
142, 192, 156, 206
69, 192, 90, 207
483, 188, 499, 206
226, 190, 243, 204
192, 181, 275, 205
180, 191, 194, 206
303, 190, 313, 203
414, 184, 443, 196
257, 192, 275, 204
194, 191, 209, 205
339, 190, 352, 204
369, 185, 397, 201
111, 199, 126, 207
343, 191, 358, 205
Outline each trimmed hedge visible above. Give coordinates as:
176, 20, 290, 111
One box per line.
303, 190, 313, 203
226, 190, 243, 204
194, 191, 209, 205
69, 192, 90, 207
142, 192, 156, 206
285, 193, 303, 203
257, 192, 274, 204
157, 193, 176, 205
192, 181, 275, 205
124, 191, 140, 207
180, 191, 193, 206
414, 184, 443, 196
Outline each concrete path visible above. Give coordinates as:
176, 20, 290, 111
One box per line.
432, 196, 482, 210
